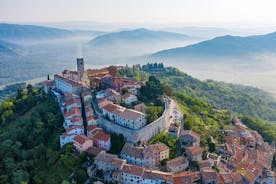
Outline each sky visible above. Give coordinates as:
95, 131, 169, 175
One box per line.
1, 0, 276, 27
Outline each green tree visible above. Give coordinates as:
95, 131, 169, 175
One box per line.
16, 88, 25, 99
162, 83, 173, 96
146, 106, 162, 123
12, 170, 29, 184
121, 88, 128, 95
27, 84, 34, 95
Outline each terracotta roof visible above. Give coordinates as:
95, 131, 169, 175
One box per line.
87, 125, 99, 132
98, 99, 112, 108
201, 168, 218, 181
64, 93, 79, 100
121, 143, 144, 159
173, 171, 200, 184
143, 143, 169, 157
231, 172, 244, 184
95, 152, 126, 168
65, 98, 81, 106
185, 145, 202, 156
54, 74, 82, 87
112, 158, 126, 167
92, 129, 110, 142
95, 151, 118, 162
198, 160, 212, 169
102, 103, 123, 112
86, 147, 103, 156
64, 107, 81, 117
86, 125, 110, 142
86, 115, 97, 122
71, 116, 83, 122
166, 156, 188, 169
122, 164, 144, 177
143, 170, 173, 182
236, 163, 263, 183
219, 172, 233, 183
73, 135, 91, 145
117, 109, 145, 121
102, 103, 145, 121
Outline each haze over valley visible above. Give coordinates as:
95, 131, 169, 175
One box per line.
1, 23, 276, 97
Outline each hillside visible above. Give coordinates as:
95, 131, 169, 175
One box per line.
151, 31, 276, 58
161, 26, 240, 39
140, 66, 276, 122
0, 23, 74, 41
89, 28, 193, 46
0, 87, 88, 184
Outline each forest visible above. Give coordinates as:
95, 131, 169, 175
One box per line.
0, 87, 88, 184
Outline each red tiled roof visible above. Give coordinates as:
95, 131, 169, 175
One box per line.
236, 163, 263, 183
102, 103, 145, 121
54, 74, 82, 87
122, 164, 144, 177
64, 107, 81, 117
231, 172, 244, 184
143, 170, 173, 182
71, 116, 83, 122
143, 143, 169, 157
185, 145, 202, 156
166, 156, 188, 169
121, 143, 144, 159
87, 115, 97, 122
86, 146, 103, 156
173, 171, 200, 184
87, 125, 99, 132
92, 129, 110, 142
65, 99, 81, 106
219, 172, 233, 183
201, 168, 218, 181
73, 135, 91, 145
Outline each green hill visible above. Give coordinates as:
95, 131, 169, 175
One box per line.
0, 87, 88, 184
143, 66, 276, 122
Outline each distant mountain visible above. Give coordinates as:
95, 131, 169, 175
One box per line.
151, 32, 276, 58
89, 28, 194, 46
161, 26, 241, 39
0, 23, 74, 41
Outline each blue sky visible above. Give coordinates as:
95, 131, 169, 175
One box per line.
1, 0, 276, 27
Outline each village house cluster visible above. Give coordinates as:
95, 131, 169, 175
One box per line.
120, 142, 170, 168
44, 57, 112, 154
43, 56, 275, 184
91, 150, 201, 184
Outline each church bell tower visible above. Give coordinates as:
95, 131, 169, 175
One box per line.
77, 46, 84, 81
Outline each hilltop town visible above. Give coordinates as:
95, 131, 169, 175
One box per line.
41, 56, 276, 184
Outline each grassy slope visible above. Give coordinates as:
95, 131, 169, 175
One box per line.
145, 67, 276, 122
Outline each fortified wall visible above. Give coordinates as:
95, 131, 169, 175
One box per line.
98, 98, 173, 144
